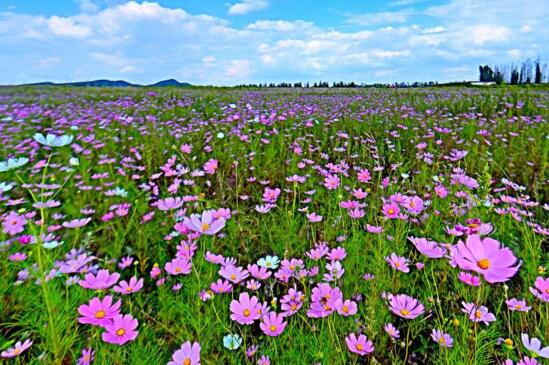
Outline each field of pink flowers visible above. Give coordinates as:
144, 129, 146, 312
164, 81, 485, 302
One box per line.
0, 86, 548, 364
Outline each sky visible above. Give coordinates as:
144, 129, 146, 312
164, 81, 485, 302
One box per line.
0, 0, 547, 85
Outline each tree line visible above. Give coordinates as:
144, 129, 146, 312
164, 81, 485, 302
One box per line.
479, 58, 547, 84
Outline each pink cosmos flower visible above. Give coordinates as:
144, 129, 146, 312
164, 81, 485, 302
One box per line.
306, 212, 323, 222
323, 174, 340, 190
247, 264, 271, 280
506, 298, 531, 312
357, 169, 371, 183
78, 295, 121, 327
113, 277, 144, 295
165, 257, 192, 275
203, 159, 218, 174
409, 237, 446, 258
451, 234, 521, 283
2, 211, 26, 235
167, 341, 201, 365
518, 357, 540, 365
388, 294, 424, 319
366, 224, 383, 233
219, 265, 249, 283
335, 299, 357, 316
382, 203, 400, 219
183, 210, 226, 235
458, 272, 481, 286
1, 339, 32, 358
307, 283, 343, 318
156, 197, 184, 211
530, 276, 549, 302
385, 253, 409, 273
461, 302, 496, 325
259, 312, 287, 336
79, 269, 120, 290
230, 292, 261, 325
63, 218, 92, 229
431, 329, 453, 347
102, 314, 139, 345
345, 333, 374, 356
521, 333, 549, 358
210, 279, 233, 294
384, 323, 400, 339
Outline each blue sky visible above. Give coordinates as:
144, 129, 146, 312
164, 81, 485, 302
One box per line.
0, 0, 547, 85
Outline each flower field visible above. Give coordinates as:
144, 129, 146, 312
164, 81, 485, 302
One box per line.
0, 86, 548, 364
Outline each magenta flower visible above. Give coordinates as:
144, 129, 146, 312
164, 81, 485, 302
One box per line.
1, 339, 32, 358
451, 234, 521, 283
259, 312, 287, 336
518, 357, 540, 365
2, 211, 26, 235
384, 323, 400, 339
183, 210, 226, 235
458, 272, 481, 286
102, 314, 138, 345
461, 302, 496, 325
63, 217, 92, 228
156, 197, 184, 211
210, 279, 233, 294
219, 265, 249, 283
113, 277, 144, 295
79, 269, 120, 290
230, 292, 261, 325
78, 295, 121, 327
385, 253, 409, 273
247, 264, 272, 280
530, 276, 549, 302
323, 174, 340, 190
335, 299, 357, 316
409, 237, 446, 258
165, 257, 192, 275
506, 298, 531, 312
345, 333, 374, 356
306, 212, 323, 222
382, 203, 400, 219
167, 341, 201, 365
388, 294, 424, 319
521, 333, 549, 358
431, 329, 453, 347
76, 348, 94, 365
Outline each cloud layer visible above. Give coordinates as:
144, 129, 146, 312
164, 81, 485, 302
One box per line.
0, 0, 547, 85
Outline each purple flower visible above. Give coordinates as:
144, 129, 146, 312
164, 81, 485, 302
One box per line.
167, 341, 201, 365
259, 312, 287, 336
79, 269, 120, 290
345, 333, 374, 356
461, 302, 496, 325
388, 294, 424, 319
113, 277, 144, 295
431, 329, 453, 347
102, 314, 139, 345
1, 339, 32, 358
78, 295, 121, 327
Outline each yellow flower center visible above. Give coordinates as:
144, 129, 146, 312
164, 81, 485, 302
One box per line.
291, 304, 297, 310
477, 258, 490, 270
175, 267, 181, 272
95, 310, 106, 319
126, 287, 133, 292
475, 310, 482, 319
504, 338, 513, 346
116, 328, 126, 336
184, 358, 191, 365
439, 337, 446, 344
14, 349, 21, 355
342, 306, 349, 313
230, 274, 236, 280
269, 325, 277, 332
388, 209, 394, 215
243, 309, 251, 317
201, 223, 210, 231
400, 309, 410, 316
356, 344, 363, 351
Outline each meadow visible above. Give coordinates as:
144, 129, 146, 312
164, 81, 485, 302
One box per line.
0, 86, 548, 364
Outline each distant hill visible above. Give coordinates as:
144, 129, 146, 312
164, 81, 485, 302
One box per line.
21, 79, 191, 88
147, 79, 191, 87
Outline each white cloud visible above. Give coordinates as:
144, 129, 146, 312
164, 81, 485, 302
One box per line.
0, 0, 547, 85
228, 0, 269, 15
48, 16, 91, 37
345, 9, 414, 26
226, 59, 253, 77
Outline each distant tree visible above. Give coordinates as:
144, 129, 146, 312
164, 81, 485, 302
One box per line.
479, 65, 494, 82
535, 58, 542, 84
